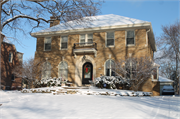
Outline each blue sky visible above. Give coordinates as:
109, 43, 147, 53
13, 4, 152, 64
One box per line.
11, 0, 179, 60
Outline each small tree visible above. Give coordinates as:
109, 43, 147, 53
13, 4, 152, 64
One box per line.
12, 57, 43, 88
112, 57, 157, 91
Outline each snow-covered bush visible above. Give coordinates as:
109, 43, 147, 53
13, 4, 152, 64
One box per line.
95, 76, 131, 89
34, 77, 67, 88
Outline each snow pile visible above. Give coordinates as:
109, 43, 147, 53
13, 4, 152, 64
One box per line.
21, 87, 152, 97
95, 76, 130, 89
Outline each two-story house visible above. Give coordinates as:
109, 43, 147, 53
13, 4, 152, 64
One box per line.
1, 33, 23, 90
31, 14, 159, 95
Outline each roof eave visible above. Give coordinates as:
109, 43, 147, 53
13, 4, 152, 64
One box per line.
31, 22, 152, 37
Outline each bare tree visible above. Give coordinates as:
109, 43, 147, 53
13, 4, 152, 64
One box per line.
155, 21, 180, 94
0, 0, 103, 43
12, 57, 45, 88
112, 57, 157, 91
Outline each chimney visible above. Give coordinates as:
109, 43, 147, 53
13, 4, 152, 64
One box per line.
50, 16, 60, 27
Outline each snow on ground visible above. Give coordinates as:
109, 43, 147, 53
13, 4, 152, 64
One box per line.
0, 90, 180, 119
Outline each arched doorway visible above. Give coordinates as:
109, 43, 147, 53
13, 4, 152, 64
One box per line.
82, 62, 93, 84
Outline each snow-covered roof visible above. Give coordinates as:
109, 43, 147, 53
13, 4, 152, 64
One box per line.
159, 76, 174, 82
32, 14, 150, 34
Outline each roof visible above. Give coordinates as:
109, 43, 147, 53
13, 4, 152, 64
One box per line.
35, 14, 149, 33
159, 76, 174, 82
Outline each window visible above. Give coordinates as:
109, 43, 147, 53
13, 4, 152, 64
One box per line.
80, 34, 93, 45
106, 32, 114, 47
9, 52, 13, 63
44, 37, 51, 51
125, 61, 137, 79
58, 61, 68, 80
126, 31, 135, 45
152, 68, 158, 80
11, 74, 15, 81
61, 36, 68, 49
42, 62, 51, 79
105, 59, 115, 76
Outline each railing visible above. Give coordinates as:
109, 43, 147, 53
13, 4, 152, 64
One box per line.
73, 42, 97, 50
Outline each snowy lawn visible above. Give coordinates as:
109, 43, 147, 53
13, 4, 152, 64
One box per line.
0, 90, 180, 119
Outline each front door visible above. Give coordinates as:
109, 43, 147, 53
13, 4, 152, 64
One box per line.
82, 62, 93, 84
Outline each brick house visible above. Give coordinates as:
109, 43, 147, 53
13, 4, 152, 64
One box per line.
31, 14, 160, 95
1, 33, 23, 90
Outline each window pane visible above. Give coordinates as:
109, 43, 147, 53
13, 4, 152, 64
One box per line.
107, 32, 114, 39
110, 60, 115, 68
9, 53, 12, 62
106, 69, 110, 76
88, 34, 93, 39
88, 39, 93, 43
111, 71, 115, 76
153, 69, 157, 79
45, 43, 51, 50
42, 62, 51, 79
80, 39, 85, 43
59, 62, 68, 69
127, 31, 134, 38
127, 38, 134, 45
107, 39, 114, 46
80, 34, 85, 39
106, 60, 110, 69
44, 37, 51, 43
62, 36, 68, 42
61, 43, 67, 49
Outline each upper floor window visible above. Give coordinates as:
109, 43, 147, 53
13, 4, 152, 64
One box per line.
106, 32, 114, 47
44, 37, 51, 51
58, 61, 68, 80
126, 31, 135, 45
80, 34, 93, 45
105, 59, 115, 76
61, 36, 68, 50
42, 61, 51, 79
9, 52, 13, 63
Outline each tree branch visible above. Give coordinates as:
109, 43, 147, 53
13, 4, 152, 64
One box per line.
2, 15, 49, 28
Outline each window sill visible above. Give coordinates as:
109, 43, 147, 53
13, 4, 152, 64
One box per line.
126, 44, 135, 47
44, 50, 51, 51
60, 48, 68, 50
106, 45, 115, 48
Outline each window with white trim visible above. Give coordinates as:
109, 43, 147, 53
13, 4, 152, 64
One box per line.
42, 62, 51, 79
61, 36, 68, 49
58, 61, 68, 80
126, 31, 135, 45
105, 59, 115, 76
106, 32, 114, 47
80, 34, 93, 45
44, 37, 51, 51
9, 52, 13, 63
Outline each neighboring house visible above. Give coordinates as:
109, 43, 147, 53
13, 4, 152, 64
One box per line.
1, 33, 23, 90
31, 14, 159, 95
